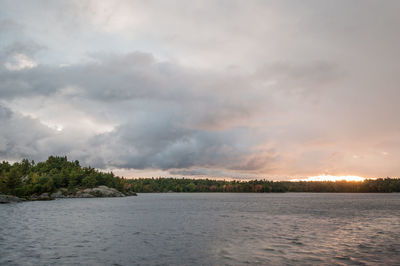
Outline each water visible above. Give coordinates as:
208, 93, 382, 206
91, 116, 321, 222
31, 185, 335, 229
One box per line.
1, 193, 399, 265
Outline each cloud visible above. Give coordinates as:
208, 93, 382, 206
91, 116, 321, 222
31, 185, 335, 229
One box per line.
0, 1, 399, 179
88, 123, 274, 171
0, 51, 281, 174
0, 104, 52, 160
1, 48, 399, 178
4, 53, 37, 71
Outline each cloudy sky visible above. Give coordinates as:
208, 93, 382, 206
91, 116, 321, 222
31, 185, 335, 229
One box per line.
0, 0, 399, 180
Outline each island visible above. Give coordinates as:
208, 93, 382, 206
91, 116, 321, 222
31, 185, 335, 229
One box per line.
0, 156, 136, 203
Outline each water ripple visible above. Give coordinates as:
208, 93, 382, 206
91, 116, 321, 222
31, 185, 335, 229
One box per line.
0, 193, 399, 265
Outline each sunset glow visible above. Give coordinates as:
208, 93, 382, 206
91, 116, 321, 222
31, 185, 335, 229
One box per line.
291, 175, 366, 182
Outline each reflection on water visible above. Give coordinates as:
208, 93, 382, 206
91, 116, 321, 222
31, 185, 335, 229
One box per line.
1, 193, 399, 265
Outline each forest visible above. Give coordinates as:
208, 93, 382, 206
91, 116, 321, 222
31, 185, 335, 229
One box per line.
0, 156, 129, 197
1, 156, 400, 198
126, 177, 400, 193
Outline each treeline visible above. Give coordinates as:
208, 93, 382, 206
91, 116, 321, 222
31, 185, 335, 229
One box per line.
1, 156, 399, 197
0, 156, 130, 197
126, 177, 400, 193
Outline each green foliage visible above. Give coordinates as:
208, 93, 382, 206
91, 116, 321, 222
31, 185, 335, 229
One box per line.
1, 156, 399, 197
82, 174, 97, 188
126, 177, 400, 193
4, 168, 22, 195
0, 156, 131, 197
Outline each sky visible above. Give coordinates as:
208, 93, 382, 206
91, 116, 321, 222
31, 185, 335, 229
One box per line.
0, 0, 399, 180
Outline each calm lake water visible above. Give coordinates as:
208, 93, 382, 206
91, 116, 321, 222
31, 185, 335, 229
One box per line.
1, 193, 400, 265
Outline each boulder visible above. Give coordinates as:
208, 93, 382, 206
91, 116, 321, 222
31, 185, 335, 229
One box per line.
89, 186, 126, 197
0, 194, 24, 203
74, 192, 95, 198
39, 193, 50, 199
125, 191, 138, 196
29, 193, 52, 201
72, 186, 126, 198
50, 190, 66, 198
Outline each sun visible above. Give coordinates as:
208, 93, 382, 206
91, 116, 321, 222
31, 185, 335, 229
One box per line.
291, 175, 366, 182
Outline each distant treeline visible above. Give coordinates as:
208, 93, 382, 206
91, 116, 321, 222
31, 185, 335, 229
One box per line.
1, 157, 399, 197
126, 177, 400, 193
0, 156, 130, 197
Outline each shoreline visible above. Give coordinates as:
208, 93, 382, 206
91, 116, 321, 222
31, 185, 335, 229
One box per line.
0, 185, 137, 204
4, 190, 399, 204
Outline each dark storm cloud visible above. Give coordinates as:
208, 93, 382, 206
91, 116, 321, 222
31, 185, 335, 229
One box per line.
0, 50, 274, 127
0, 104, 53, 160
1, 47, 398, 177
88, 123, 272, 171
0, 65, 63, 98
0, 51, 278, 173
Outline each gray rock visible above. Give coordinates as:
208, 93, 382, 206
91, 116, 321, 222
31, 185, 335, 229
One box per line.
125, 191, 138, 196
30, 193, 52, 201
69, 186, 126, 198
89, 186, 126, 197
75, 192, 95, 198
50, 190, 66, 198
39, 193, 51, 200
0, 193, 24, 203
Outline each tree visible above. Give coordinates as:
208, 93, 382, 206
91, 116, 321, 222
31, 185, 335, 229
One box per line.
82, 174, 97, 188
5, 168, 22, 195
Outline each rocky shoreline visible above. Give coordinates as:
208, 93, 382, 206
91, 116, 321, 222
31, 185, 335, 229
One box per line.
0, 194, 26, 203
0, 185, 137, 203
